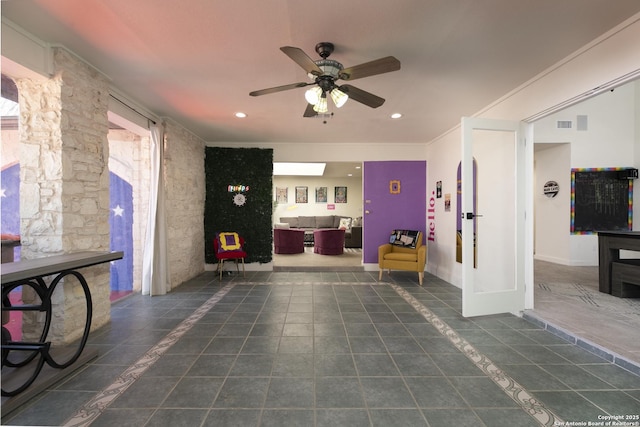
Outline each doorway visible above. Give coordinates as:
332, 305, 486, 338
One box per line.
107, 114, 151, 300
272, 161, 363, 269
529, 80, 640, 365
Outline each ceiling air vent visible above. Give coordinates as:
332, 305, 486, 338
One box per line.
557, 120, 572, 129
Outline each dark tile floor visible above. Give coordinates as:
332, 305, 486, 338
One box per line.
3, 270, 640, 427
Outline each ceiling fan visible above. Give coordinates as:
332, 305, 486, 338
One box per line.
249, 42, 401, 117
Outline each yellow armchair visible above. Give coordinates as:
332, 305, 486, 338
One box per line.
378, 230, 427, 285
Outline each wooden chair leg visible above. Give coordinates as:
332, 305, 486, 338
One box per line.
218, 259, 224, 281
241, 257, 245, 277
418, 272, 424, 286
378, 270, 383, 281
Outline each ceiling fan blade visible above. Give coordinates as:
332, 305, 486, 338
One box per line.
249, 82, 311, 97
340, 84, 385, 108
303, 103, 318, 117
339, 56, 401, 81
280, 46, 323, 76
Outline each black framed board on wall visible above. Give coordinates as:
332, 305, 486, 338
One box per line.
571, 168, 634, 234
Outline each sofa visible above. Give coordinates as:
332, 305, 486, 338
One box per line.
343, 226, 362, 248
278, 215, 362, 248
279, 215, 346, 230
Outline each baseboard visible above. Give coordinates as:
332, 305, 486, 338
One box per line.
534, 254, 597, 267
204, 262, 273, 271
534, 254, 571, 265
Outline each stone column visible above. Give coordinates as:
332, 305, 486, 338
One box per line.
16, 47, 111, 344
164, 119, 205, 287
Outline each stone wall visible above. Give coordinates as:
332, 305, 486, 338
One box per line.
10, 46, 206, 343
17, 74, 64, 254
164, 119, 205, 286
16, 47, 112, 343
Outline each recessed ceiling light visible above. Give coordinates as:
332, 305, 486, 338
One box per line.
235, 112, 247, 118
355, 166, 361, 169
348, 173, 353, 177
391, 113, 402, 119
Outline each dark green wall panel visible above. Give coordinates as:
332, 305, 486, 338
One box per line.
204, 147, 273, 264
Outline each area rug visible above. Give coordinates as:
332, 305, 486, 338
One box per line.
273, 247, 362, 268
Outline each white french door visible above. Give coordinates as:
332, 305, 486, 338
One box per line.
461, 117, 532, 317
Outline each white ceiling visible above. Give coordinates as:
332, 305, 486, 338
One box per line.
2, 0, 640, 145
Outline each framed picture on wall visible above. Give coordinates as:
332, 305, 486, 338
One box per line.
315, 186, 327, 203
335, 186, 347, 203
276, 187, 288, 204
295, 186, 308, 203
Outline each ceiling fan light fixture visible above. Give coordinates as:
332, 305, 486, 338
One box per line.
305, 86, 322, 105
314, 59, 344, 78
250, 42, 401, 117
313, 93, 328, 113
330, 88, 348, 108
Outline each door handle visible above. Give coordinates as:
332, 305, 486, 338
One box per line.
465, 213, 483, 219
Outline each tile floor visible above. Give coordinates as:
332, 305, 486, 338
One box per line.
2, 270, 640, 427
529, 260, 640, 367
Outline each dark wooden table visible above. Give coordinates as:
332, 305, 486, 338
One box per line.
597, 231, 640, 296
1, 239, 21, 264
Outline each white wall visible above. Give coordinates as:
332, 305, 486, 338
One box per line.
273, 175, 362, 222
534, 143, 571, 264
634, 81, 640, 230
533, 83, 638, 265
534, 85, 636, 164
423, 134, 462, 285
426, 16, 640, 288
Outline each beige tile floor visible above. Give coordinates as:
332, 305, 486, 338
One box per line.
273, 247, 363, 269
530, 260, 640, 367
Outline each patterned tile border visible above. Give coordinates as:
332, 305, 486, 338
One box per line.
62, 279, 566, 427
62, 283, 236, 427
388, 283, 564, 427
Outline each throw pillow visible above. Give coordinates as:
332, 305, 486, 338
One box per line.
339, 217, 352, 230
217, 232, 243, 252
389, 230, 420, 248
274, 222, 290, 229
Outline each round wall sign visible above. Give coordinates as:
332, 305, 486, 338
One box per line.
543, 181, 559, 198
233, 193, 246, 206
